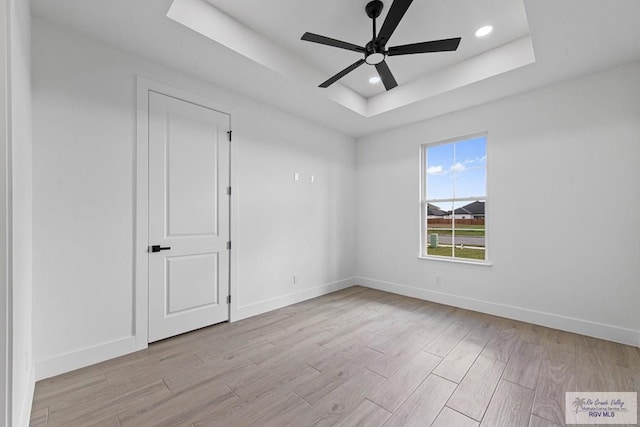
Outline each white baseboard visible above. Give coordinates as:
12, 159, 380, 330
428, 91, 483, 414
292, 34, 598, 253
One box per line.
356, 276, 640, 347
35, 336, 143, 381
17, 365, 35, 427
232, 278, 355, 321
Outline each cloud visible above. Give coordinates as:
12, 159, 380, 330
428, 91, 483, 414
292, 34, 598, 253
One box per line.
426, 165, 445, 175
451, 162, 466, 173
463, 155, 487, 165
428, 161, 473, 175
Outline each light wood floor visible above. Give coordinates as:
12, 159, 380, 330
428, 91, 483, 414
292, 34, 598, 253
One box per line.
30, 286, 640, 427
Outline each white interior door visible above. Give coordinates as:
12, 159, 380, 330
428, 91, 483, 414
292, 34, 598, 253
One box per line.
148, 90, 230, 343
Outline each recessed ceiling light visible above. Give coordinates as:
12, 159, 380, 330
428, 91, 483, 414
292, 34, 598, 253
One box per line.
369, 76, 381, 84
475, 25, 493, 37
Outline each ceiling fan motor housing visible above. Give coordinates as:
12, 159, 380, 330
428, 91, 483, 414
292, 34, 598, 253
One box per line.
365, 41, 385, 65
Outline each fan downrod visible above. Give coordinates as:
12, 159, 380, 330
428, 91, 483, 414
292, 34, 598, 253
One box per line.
364, 1, 385, 64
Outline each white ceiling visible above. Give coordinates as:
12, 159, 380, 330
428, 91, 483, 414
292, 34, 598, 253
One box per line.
204, 0, 530, 98
31, 0, 640, 138
166, 0, 535, 117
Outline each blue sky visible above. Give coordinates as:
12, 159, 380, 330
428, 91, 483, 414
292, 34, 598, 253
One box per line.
426, 135, 486, 205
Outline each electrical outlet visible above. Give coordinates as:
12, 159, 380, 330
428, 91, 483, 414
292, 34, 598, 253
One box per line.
293, 275, 298, 285
294, 172, 300, 181
310, 175, 315, 183
436, 276, 441, 285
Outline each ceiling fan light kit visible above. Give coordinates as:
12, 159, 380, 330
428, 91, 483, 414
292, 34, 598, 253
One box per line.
301, 0, 462, 91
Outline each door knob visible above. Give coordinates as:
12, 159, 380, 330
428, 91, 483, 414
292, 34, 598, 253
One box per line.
149, 245, 171, 253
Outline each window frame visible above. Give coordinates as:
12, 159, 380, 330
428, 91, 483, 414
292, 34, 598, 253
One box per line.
419, 132, 490, 265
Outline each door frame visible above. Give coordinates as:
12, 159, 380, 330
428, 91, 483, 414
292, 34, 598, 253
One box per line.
134, 77, 237, 349
1, 0, 11, 422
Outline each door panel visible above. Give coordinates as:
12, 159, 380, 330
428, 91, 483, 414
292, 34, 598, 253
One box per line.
167, 113, 219, 236
148, 91, 230, 343
167, 253, 219, 314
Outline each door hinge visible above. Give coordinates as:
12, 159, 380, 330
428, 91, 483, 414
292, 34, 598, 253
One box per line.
227, 295, 231, 304
227, 186, 232, 196
227, 130, 232, 142
227, 241, 231, 250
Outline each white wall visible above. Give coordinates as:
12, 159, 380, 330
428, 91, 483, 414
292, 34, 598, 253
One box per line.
356, 62, 640, 346
4, 0, 34, 425
32, 19, 355, 379
0, 2, 9, 424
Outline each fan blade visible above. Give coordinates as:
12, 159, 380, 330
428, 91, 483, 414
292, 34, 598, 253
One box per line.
388, 37, 461, 56
375, 0, 413, 47
302, 32, 365, 53
319, 59, 366, 88
375, 60, 398, 90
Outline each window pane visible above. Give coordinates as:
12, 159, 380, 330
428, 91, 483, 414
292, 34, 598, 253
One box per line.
452, 200, 485, 261
453, 136, 486, 199
455, 136, 486, 168
426, 143, 454, 200
426, 201, 452, 257
454, 167, 486, 199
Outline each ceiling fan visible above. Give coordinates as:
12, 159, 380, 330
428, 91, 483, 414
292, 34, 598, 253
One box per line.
301, 0, 461, 91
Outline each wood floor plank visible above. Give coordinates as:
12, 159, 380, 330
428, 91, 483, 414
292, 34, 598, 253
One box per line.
193, 389, 309, 427
482, 327, 520, 362
367, 351, 442, 412
590, 341, 640, 370
31, 373, 108, 412
480, 380, 535, 427
531, 359, 575, 426
528, 414, 562, 427
79, 416, 121, 427
423, 322, 471, 357
145, 328, 221, 361
291, 368, 386, 427
432, 407, 479, 427
28, 407, 48, 426
106, 352, 202, 389
576, 356, 640, 392
410, 304, 457, 338
117, 381, 237, 427
539, 328, 576, 366
384, 374, 457, 427
251, 341, 329, 369
334, 399, 392, 427
447, 354, 506, 421
195, 336, 275, 363
227, 391, 310, 427
294, 358, 366, 405
47, 381, 171, 426
432, 337, 485, 383
367, 331, 432, 378
229, 361, 320, 400
466, 320, 499, 345
261, 320, 333, 349
502, 341, 544, 389
319, 320, 378, 350
308, 337, 382, 373
162, 357, 260, 394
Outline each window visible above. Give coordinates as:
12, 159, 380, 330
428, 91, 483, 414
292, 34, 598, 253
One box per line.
421, 134, 487, 262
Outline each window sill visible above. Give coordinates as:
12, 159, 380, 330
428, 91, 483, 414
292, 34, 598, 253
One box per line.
417, 255, 493, 266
